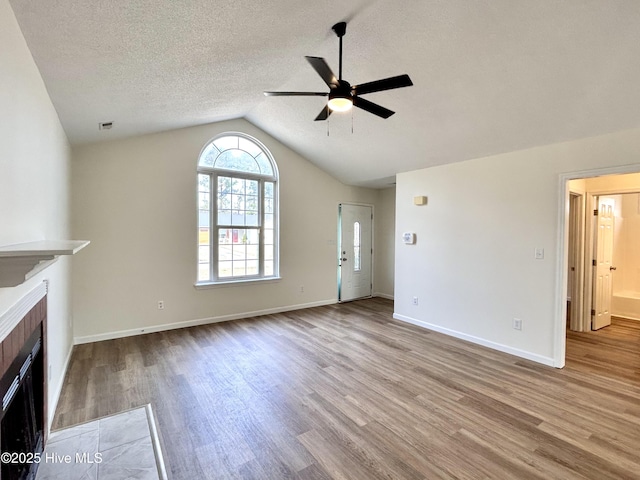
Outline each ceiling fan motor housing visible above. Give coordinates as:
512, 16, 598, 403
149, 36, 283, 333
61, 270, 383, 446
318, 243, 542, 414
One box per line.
328, 80, 353, 111
330, 80, 352, 98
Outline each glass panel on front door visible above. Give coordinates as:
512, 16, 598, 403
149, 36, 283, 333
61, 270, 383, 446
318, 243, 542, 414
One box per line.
354, 221, 361, 272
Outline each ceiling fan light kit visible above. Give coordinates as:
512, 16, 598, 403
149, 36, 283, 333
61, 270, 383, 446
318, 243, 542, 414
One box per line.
264, 21, 412, 121
327, 96, 353, 112
328, 83, 353, 112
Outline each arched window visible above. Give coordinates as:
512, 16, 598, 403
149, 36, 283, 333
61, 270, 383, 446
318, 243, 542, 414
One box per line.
197, 133, 278, 283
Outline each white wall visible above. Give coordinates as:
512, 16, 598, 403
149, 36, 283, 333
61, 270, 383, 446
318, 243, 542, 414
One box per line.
374, 187, 395, 298
0, 0, 73, 425
395, 127, 640, 366
71, 119, 389, 341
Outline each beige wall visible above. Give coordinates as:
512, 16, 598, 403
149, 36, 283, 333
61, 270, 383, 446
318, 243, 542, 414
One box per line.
395, 127, 640, 366
576, 174, 640, 318
582, 175, 640, 293
72, 119, 393, 341
615, 193, 640, 295
0, 0, 73, 425
584, 172, 640, 192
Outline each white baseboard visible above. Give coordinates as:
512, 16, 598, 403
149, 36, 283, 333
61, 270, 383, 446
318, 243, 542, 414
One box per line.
373, 292, 394, 300
74, 299, 338, 345
392, 313, 555, 367
48, 342, 73, 432
612, 313, 640, 322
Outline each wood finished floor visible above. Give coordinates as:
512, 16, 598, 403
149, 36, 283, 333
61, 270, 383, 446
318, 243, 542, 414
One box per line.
53, 299, 640, 479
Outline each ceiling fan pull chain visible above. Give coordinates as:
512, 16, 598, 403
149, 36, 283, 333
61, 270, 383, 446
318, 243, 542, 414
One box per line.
327, 117, 330, 137
351, 109, 354, 134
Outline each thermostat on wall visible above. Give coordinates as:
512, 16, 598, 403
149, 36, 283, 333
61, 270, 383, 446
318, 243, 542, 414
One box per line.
402, 232, 416, 244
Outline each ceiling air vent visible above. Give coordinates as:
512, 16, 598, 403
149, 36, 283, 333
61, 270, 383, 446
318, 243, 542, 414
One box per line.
98, 121, 113, 130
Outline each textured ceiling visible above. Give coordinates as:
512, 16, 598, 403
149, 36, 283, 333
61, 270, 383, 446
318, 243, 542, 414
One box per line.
9, 0, 640, 187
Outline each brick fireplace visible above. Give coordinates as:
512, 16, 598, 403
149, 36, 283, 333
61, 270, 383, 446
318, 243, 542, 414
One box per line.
0, 289, 47, 480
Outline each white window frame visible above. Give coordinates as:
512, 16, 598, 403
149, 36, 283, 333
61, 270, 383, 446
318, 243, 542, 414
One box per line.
196, 133, 279, 287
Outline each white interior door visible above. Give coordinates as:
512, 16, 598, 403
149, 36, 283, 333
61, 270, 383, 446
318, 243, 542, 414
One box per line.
339, 204, 372, 301
592, 197, 615, 330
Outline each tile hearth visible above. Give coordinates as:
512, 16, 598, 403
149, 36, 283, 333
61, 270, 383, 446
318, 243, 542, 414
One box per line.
36, 405, 166, 480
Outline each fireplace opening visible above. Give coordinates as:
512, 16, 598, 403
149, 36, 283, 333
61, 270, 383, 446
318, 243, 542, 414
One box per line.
1, 328, 44, 480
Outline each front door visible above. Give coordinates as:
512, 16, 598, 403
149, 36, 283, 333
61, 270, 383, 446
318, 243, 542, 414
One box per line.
339, 204, 372, 301
592, 197, 615, 330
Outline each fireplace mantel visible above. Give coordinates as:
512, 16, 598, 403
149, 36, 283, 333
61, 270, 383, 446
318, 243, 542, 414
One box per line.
0, 240, 89, 288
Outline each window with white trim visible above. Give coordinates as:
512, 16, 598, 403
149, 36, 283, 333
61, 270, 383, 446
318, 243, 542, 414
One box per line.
197, 133, 278, 283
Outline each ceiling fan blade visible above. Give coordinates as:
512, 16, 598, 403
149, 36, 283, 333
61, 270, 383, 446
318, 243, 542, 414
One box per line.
305, 56, 339, 88
353, 96, 395, 119
352, 74, 413, 96
314, 105, 332, 121
264, 91, 328, 96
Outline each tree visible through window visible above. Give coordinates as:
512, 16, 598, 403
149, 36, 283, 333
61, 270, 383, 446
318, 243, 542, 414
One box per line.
197, 134, 278, 283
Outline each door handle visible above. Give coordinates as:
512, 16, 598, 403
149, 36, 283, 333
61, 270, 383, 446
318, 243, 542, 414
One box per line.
610, 266, 617, 271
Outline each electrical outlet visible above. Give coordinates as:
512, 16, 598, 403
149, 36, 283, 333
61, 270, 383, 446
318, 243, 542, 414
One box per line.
412, 296, 419, 305
300, 286, 304, 293
158, 300, 164, 310
534, 248, 544, 260
513, 318, 522, 330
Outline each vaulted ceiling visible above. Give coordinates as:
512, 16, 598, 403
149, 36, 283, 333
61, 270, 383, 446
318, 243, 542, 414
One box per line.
10, 0, 640, 187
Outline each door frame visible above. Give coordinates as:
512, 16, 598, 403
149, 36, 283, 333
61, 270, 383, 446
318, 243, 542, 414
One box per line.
567, 192, 585, 331
337, 202, 374, 302
579, 191, 640, 332
555, 165, 640, 367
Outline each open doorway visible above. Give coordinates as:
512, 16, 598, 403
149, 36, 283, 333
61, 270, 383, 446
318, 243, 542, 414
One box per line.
588, 193, 640, 328
608, 193, 640, 323
558, 169, 640, 366
554, 164, 640, 368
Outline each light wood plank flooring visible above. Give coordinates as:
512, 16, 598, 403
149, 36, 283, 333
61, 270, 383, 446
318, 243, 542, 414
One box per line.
53, 299, 640, 479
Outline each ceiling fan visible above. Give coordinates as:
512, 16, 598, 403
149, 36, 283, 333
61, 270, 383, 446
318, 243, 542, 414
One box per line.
264, 21, 413, 121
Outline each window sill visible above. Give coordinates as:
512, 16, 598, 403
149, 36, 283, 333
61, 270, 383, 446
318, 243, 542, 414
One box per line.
194, 276, 282, 290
